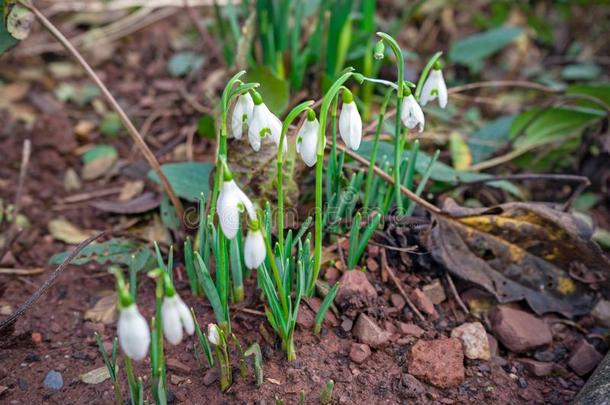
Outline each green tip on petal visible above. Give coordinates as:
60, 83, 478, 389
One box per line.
342, 88, 354, 104
307, 108, 316, 121
163, 272, 176, 297
220, 156, 234, 181
249, 218, 260, 232
403, 86, 412, 97
251, 90, 263, 105
433, 60, 443, 70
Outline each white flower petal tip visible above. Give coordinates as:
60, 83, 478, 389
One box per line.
207, 324, 221, 346
339, 101, 362, 151
244, 229, 266, 269
248, 103, 284, 152
231, 93, 254, 140
296, 119, 319, 167
420, 69, 448, 109
216, 180, 255, 239
401, 94, 425, 132
161, 294, 195, 346
117, 304, 150, 361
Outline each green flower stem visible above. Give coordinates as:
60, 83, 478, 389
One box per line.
364, 88, 394, 208
124, 356, 138, 405
377, 32, 405, 214
277, 100, 314, 254
311, 69, 354, 296
415, 51, 442, 100
262, 224, 288, 315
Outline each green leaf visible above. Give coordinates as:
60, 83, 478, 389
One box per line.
197, 115, 216, 139
49, 238, 153, 270
160, 193, 180, 231
0, 2, 18, 54
566, 83, 610, 110
561, 63, 601, 81
82, 144, 118, 164
147, 162, 213, 202
244, 65, 289, 114
449, 27, 523, 71
511, 106, 604, 149
100, 113, 122, 137
167, 51, 205, 77
468, 115, 516, 164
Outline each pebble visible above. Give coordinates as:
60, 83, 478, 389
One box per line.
422, 279, 446, 305
296, 304, 316, 329
518, 377, 528, 388
202, 369, 219, 386
567, 339, 603, 376
341, 318, 353, 332
451, 322, 490, 360
349, 343, 371, 364
324, 267, 340, 284
366, 257, 379, 272
486, 334, 498, 357
167, 358, 191, 374
400, 373, 425, 398
43, 370, 64, 390
31, 332, 42, 344
336, 271, 377, 304
398, 322, 425, 338
407, 338, 465, 388
352, 314, 392, 348
410, 288, 437, 317
591, 299, 610, 327
490, 306, 552, 353
390, 293, 406, 310
517, 359, 554, 377
534, 350, 556, 362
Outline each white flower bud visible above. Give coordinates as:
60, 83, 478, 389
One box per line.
117, 304, 150, 361
420, 69, 448, 108
296, 118, 319, 167
207, 323, 221, 346
161, 294, 195, 345
216, 179, 255, 239
244, 229, 266, 269
339, 101, 362, 151
401, 94, 425, 132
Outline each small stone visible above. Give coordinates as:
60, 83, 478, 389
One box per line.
349, 343, 371, 364
410, 288, 437, 317
80, 367, 111, 384
390, 294, 406, 310
341, 318, 353, 332
368, 245, 380, 257
74, 120, 96, 138
451, 322, 490, 360
0, 251, 16, 266
400, 374, 425, 398
324, 267, 340, 284
305, 297, 339, 327
336, 271, 377, 304
516, 359, 554, 377
490, 306, 552, 353
202, 369, 219, 386
398, 322, 424, 338
567, 340, 603, 376
517, 377, 528, 388
591, 299, 610, 328
170, 375, 186, 385
487, 334, 498, 357
167, 358, 191, 374
31, 332, 42, 344
63, 168, 81, 192
43, 370, 64, 390
533, 350, 555, 362
296, 304, 316, 329
407, 338, 465, 388
352, 314, 391, 348
422, 279, 446, 305
83, 321, 104, 334
366, 258, 379, 272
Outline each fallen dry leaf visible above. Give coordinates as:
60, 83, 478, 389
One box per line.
48, 218, 93, 244
427, 199, 609, 317
118, 180, 145, 201
84, 291, 116, 325
82, 155, 117, 180
91, 191, 160, 214
80, 366, 112, 384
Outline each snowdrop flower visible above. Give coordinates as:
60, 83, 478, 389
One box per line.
248, 91, 286, 153
161, 290, 194, 345
420, 63, 448, 108
401, 89, 425, 132
216, 162, 255, 239
207, 323, 221, 346
244, 220, 266, 270
117, 303, 150, 361
231, 92, 254, 139
296, 109, 319, 167
338, 89, 362, 151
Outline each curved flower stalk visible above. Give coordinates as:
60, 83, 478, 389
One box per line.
338, 89, 362, 151
420, 62, 448, 108
216, 159, 256, 240
401, 88, 425, 132
207, 323, 232, 392
111, 267, 150, 362
296, 109, 320, 167
248, 91, 285, 153
231, 92, 254, 139
244, 219, 266, 270
160, 274, 194, 345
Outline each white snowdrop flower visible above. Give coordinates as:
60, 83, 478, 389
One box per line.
161, 293, 194, 345
216, 166, 255, 239
244, 227, 266, 270
117, 304, 150, 361
296, 111, 319, 167
338, 90, 362, 151
420, 67, 448, 108
207, 323, 221, 346
231, 93, 254, 140
248, 92, 286, 153
401, 93, 425, 132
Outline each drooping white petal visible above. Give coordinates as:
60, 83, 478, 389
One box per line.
231, 93, 254, 140
216, 180, 242, 239
235, 186, 256, 221
268, 113, 287, 154
248, 103, 284, 152
338, 101, 362, 151
207, 324, 220, 346
244, 230, 266, 269
401, 94, 425, 132
420, 69, 448, 108
176, 296, 195, 336
297, 119, 319, 167
117, 304, 150, 361
161, 294, 194, 345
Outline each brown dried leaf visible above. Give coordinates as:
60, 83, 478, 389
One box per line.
91, 191, 160, 214
48, 218, 94, 244
84, 291, 116, 325
82, 155, 117, 180
427, 199, 608, 317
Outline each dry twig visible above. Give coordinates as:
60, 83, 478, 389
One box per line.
381, 249, 425, 322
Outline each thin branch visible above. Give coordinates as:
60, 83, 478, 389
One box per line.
445, 272, 469, 315
183, 0, 224, 64
382, 250, 425, 322
0, 232, 106, 332
21, 1, 185, 224
448, 80, 560, 94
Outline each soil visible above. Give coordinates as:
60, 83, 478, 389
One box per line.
1, 10, 609, 405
